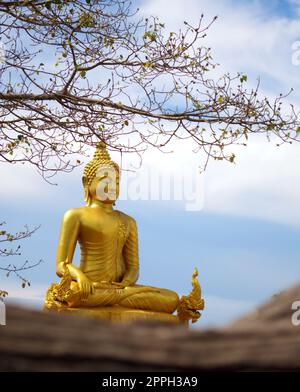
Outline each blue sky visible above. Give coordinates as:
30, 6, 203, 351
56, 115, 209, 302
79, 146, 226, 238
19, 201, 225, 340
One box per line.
2, 0, 300, 327
235, 0, 295, 18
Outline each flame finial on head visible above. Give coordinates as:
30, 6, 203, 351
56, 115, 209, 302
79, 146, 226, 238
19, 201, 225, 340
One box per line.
93, 141, 111, 162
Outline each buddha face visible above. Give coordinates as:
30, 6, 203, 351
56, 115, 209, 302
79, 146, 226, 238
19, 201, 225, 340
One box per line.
88, 165, 120, 204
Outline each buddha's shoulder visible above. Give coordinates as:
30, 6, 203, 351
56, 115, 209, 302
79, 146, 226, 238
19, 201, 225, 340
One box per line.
62, 207, 86, 221
116, 210, 136, 225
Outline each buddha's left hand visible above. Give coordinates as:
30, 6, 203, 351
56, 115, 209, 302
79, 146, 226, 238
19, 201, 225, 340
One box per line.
111, 281, 130, 289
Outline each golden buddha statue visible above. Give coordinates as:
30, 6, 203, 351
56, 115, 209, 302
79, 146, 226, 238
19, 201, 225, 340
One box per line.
45, 142, 204, 324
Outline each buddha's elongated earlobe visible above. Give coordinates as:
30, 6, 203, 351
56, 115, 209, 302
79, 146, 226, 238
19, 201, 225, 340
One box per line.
82, 176, 90, 203
84, 186, 89, 203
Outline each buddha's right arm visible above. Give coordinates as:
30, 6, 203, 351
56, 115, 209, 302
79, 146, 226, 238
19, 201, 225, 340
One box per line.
56, 209, 94, 299
55, 209, 83, 281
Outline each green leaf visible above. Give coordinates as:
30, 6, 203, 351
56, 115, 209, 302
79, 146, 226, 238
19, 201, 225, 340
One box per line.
143, 61, 152, 69
240, 75, 248, 83
143, 31, 156, 42
229, 154, 236, 163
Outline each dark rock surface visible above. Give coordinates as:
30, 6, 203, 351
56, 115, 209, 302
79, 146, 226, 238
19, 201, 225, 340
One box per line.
1, 283, 300, 371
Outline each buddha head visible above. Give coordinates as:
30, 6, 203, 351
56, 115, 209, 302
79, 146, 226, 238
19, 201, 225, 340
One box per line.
82, 142, 120, 205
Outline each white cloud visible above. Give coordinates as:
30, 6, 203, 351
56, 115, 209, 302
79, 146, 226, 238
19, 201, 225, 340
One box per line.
117, 127, 300, 225
140, 0, 300, 94
197, 294, 256, 327
136, 0, 300, 226
2, 0, 300, 228
1, 164, 45, 200
1, 281, 47, 310
203, 138, 300, 225
0, 157, 83, 204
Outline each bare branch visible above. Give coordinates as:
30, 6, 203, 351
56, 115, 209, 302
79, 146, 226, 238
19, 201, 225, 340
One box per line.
0, 0, 298, 177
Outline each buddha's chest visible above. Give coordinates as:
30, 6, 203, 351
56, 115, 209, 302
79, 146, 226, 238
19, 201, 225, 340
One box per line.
79, 212, 129, 244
